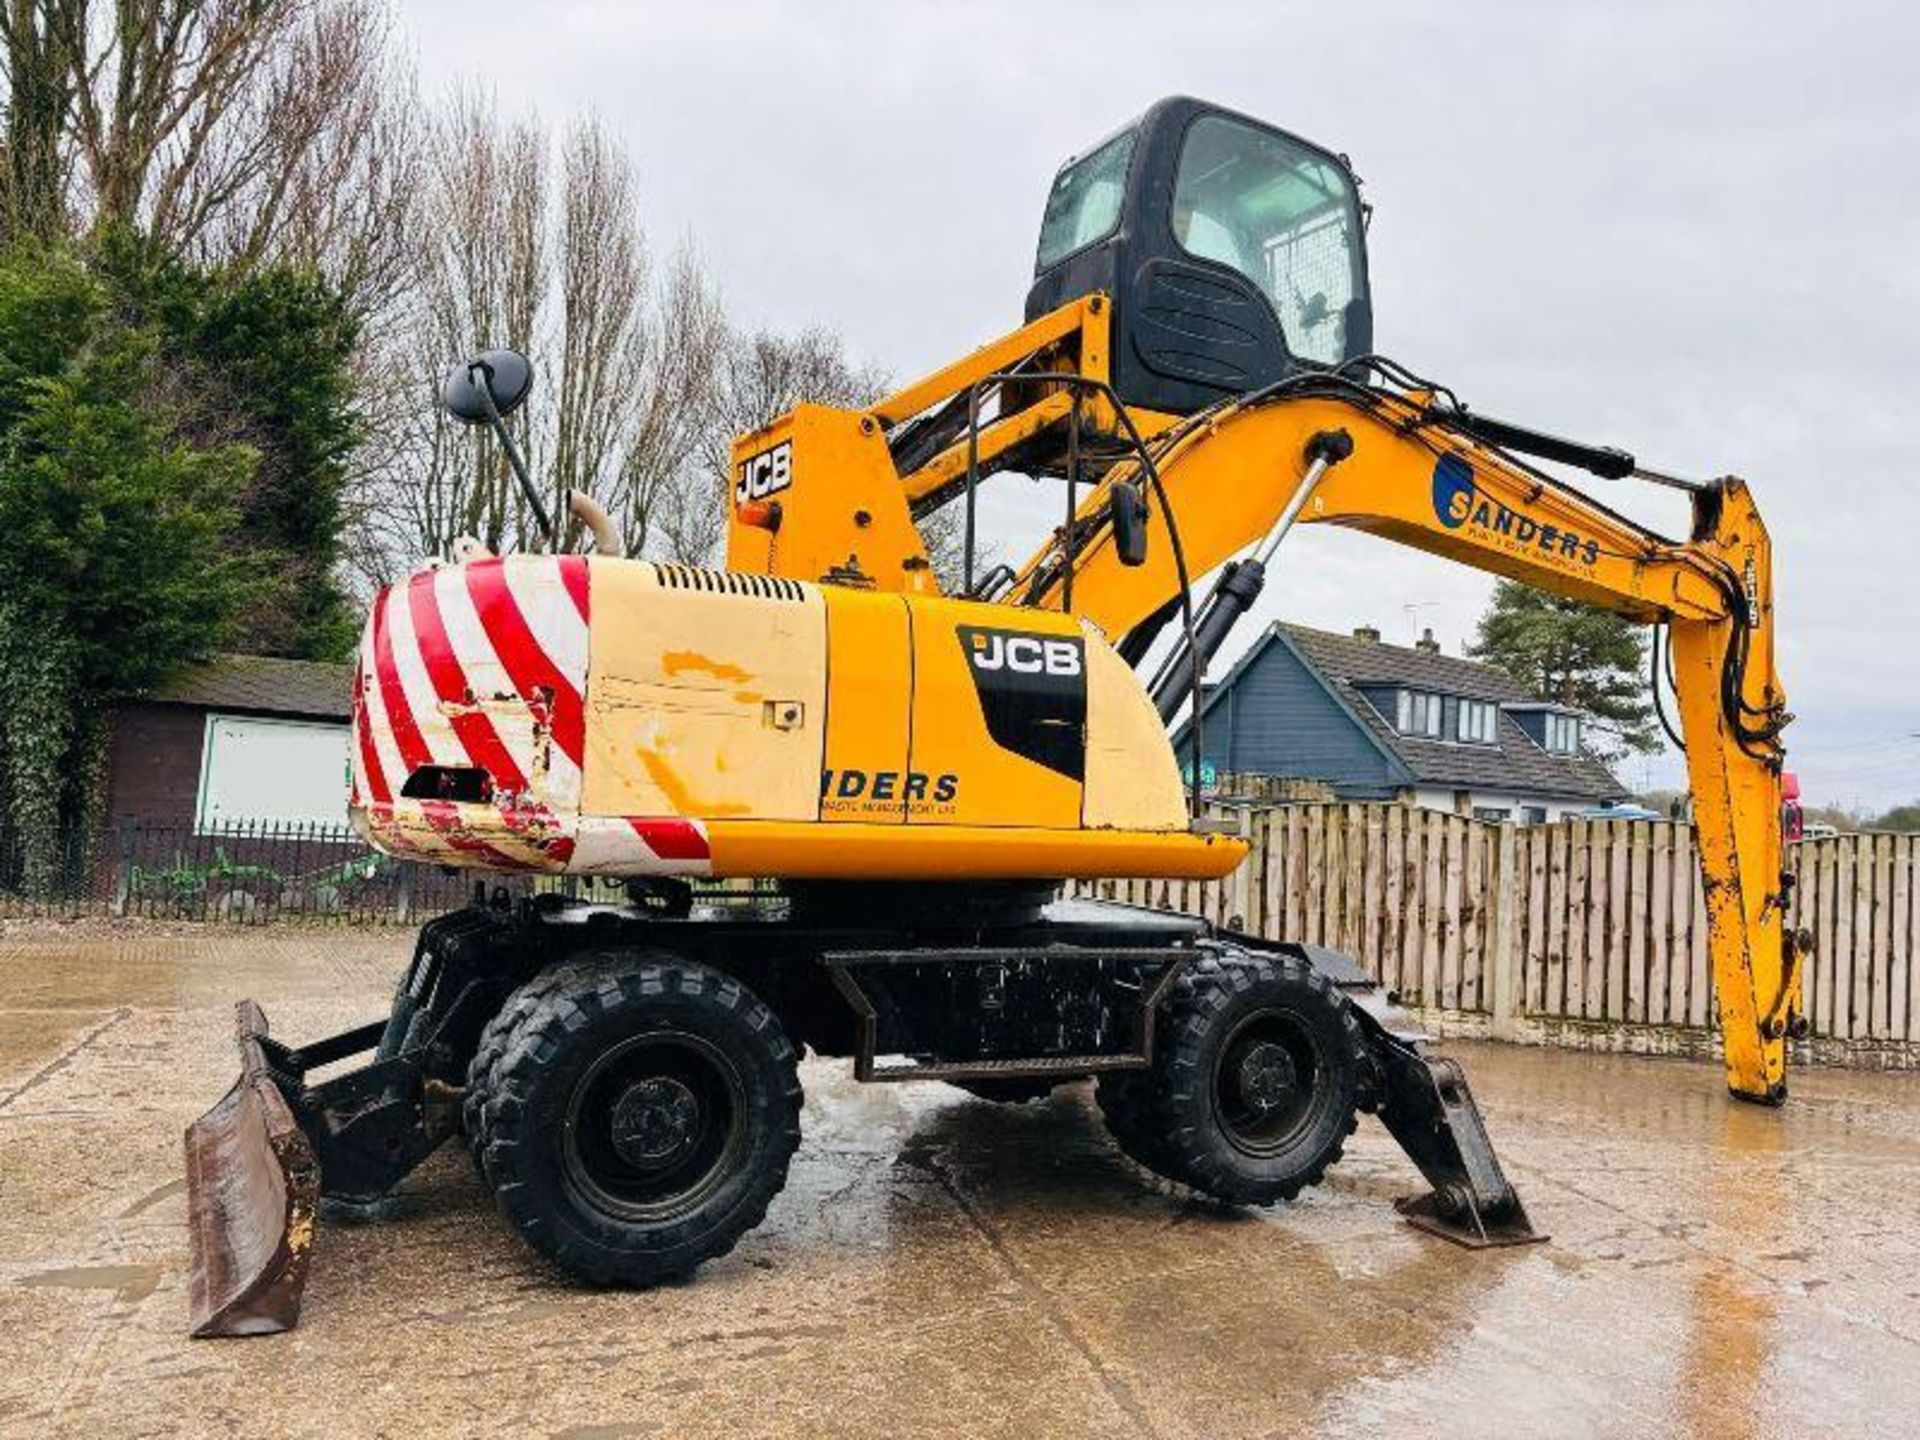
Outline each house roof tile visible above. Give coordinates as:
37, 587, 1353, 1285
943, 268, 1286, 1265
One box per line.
1284, 624, 1623, 800
151, 654, 353, 720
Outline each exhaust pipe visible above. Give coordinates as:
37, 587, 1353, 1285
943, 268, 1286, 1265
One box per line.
567, 490, 624, 555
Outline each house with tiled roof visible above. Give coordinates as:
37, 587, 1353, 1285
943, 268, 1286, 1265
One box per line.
104, 654, 355, 830
1177, 623, 1625, 823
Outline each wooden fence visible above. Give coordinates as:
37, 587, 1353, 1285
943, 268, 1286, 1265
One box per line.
1079, 804, 1920, 1069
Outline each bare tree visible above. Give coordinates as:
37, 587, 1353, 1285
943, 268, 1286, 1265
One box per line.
698, 325, 889, 475
354, 93, 729, 577
0, 0, 419, 313
916, 493, 973, 592
0, 0, 79, 240
344, 95, 916, 585
549, 118, 643, 538
211, 4, 424, 319
651, 324, 890, 567
611, 247, 725, 559
392, 84, 548, 562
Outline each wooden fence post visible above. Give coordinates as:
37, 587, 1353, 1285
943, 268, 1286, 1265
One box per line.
1490, 821, 1524, 1040
1228, 804, 1254, 931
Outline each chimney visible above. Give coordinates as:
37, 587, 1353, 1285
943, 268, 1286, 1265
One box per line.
1352, 624, 1381, 642
1416, 628, 1441, 654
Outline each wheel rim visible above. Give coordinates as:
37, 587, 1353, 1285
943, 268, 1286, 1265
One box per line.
561, 1030, 746, 1222
1211, 1008, 1327, 1157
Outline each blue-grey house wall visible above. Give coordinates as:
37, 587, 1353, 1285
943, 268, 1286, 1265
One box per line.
1191, 639, 1401, 796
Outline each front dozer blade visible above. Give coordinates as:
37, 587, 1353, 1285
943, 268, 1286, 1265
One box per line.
185, 1001, 319, 1338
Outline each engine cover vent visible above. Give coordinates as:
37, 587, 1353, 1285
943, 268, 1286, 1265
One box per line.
651, 564, 807, 602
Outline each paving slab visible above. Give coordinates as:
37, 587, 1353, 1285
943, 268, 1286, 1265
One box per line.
2, 920, 1917, 1437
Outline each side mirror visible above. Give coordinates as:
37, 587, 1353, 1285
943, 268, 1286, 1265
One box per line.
436, 347, 552, 546
1109, 480, 1150, 567
440, 348, 533, 425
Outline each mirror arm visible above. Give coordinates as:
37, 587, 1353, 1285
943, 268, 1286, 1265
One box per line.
470, 359, 553, 546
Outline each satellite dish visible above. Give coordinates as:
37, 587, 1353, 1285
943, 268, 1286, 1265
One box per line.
439, 348, 533, 425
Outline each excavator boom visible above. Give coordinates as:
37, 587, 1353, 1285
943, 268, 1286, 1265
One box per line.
721, 97, 1793, 1101
728, 305, 1794, 1102
1015, 374, 1793, 1101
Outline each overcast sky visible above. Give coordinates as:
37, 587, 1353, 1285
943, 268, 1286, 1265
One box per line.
402, 0, 1919, 808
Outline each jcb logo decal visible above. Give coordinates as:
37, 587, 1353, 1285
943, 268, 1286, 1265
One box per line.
955, 625, 1087, 783
966, 631, 1082, 677
735, 440, 793, 506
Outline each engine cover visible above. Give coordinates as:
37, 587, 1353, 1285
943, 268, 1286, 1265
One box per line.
350, 555, 1242, 883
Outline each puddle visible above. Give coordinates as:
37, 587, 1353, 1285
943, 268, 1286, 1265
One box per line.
119, 1176, 188, 1219
19, 1263, 164, 1303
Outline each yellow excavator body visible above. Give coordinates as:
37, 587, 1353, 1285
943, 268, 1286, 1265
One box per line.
187, 93, 1792, 1338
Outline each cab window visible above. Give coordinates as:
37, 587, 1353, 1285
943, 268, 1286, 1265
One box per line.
1171, 115, 1364, 365
1035, 130, 1136, 272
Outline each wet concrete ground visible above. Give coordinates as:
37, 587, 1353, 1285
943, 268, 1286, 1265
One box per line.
2, 922, 1918, 1438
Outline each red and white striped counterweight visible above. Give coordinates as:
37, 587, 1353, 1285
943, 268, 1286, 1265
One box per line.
351, 554, 711, 877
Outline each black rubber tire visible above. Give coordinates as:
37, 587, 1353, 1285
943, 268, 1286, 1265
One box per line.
465, 959, 598, 1187
1094, 1069, 1178, 1178
467, 952, 802, 1285
1108, 948, 1365, 1204
950, 1077, 1065, 1105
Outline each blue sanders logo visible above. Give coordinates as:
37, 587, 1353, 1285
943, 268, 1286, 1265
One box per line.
1430, 454, 1599, 568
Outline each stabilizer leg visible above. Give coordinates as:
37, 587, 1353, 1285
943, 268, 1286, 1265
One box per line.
1370, 1035, 1544, 1248
1246, 942, 1543, 1248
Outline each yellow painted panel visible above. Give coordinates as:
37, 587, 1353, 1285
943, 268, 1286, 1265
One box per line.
724, 404, 936, 596
1081, 620, 1187, 831
706, 818, 1246, 881
581, 562, 826, 821
905, 596, 1083, 829
821, 589, 913, 823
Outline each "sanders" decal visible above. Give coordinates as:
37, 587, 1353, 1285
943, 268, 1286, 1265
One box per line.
1431, 453, 1600, 569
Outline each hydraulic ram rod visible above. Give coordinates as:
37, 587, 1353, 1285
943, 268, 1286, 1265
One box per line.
1151, 428, 1353, 721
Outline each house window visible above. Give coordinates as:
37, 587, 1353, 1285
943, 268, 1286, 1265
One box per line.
1457, 699, 1498, 745
1395, 689, 1443, 738
1473, 806, 1513, 823
1522, 805, 1549, 825
1544, 712, 1582, 755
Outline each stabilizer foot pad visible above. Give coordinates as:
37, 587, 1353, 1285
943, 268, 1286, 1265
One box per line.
1397, 1191, 1546, 1249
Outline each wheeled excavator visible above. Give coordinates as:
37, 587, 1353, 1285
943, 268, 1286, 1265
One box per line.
184, 96, 1794, 1336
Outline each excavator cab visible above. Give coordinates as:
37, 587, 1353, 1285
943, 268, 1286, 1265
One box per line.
1025, 95, 1374, 417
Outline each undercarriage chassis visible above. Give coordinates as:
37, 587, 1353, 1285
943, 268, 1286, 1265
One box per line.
185, 887, 1540, 1337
